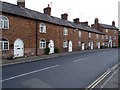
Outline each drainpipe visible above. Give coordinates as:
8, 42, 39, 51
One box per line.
36, 20, 38, 56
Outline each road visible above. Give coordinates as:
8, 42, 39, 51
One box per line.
2, 48, 118, 88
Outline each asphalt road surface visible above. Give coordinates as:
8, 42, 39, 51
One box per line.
2, 48, 118, 88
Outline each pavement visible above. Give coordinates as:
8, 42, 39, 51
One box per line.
1, 49, 107, 66
1, 48, 119, 89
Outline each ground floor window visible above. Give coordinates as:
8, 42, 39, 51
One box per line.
63, 40, 68, 48
40, 39, 46, 49
0, 38, 9, 50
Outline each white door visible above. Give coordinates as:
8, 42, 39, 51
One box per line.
98, 42, 100, 49
91, 42, 93, 50
14, 39, 24, 58
48, 40, 54, 54
82, 43, 85, 50
68, 40, 72, 52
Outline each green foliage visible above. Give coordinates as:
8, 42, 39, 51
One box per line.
44, 47, 50, 55
54, 47, 59, 53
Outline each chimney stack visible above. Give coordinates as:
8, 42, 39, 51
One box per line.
61, 13, 68, 20
17, 0, 25, 8
43, 4, 51, 16
81, 21, 88, 26
73, 18, 80, 24
112, 21, 115, 27
95, 18, 99, 25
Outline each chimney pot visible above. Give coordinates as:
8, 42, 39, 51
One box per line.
95, 18, 99, 24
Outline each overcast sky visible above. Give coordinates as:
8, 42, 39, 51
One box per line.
1, 0, 120, 27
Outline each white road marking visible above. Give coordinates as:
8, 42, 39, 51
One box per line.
73, 58, 86, 62
73, 57, 92, 62
0, 65, 60, 82
100, 68, 118, 88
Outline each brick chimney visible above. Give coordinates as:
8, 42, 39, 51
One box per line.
81, 21, 88, 26
61, 13, 68, 20
112, 21, 115, 27
43, 4, 51, 16
73, 18, 80, 24
95, 18, 99, 25
17, 0, 25, 8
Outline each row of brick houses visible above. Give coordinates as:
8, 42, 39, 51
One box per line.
0, 0, 119, 59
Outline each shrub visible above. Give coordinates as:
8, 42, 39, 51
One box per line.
54, 47, 59, 53
44, 47, 50, 55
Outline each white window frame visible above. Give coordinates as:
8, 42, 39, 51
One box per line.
0, 15, 9, 29
105, 35, 108, 39
0, 38, 9, 50
63, 27, 68, 35
63, 40, 68, 48
113, 36, 116, 40
106, 29, 108, 33
102, 35, 104, 39
40, 23, 46, 33
89, 32, 91, 38
78, 31, 81, 37
96, 34, 99, 39
40, 39, 46, 49
114, 30, 116, 34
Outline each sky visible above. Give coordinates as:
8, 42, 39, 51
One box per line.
1, 0, 120, 27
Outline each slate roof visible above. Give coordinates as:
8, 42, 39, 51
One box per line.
0, 1, 104, 34
0, 1, 59, 24
100, 23, 119, 30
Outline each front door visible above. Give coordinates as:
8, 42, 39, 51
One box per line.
68, 40, 72, 52
82, 43, 85, 50
91, 42, 93, 49
14, 39, 24, 58
98, 42, 100, 49
48, 40, 54, 54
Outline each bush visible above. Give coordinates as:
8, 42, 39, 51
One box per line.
44, 47, 50, 55
54, 47, 59, 53
100, 46, 106, 49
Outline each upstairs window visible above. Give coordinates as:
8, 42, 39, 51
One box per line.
102, 35, 104, 39
114, 30, 116, 34
40, 23, 46, 33
106, 29, 108, 33
109, 36, 112, 40
88, 33, 91, 38
40, 39, 46, 49
113, 36, 116, 40
78, 31, 81, 37
63, 40, 68, 48
0, 38, 9, 50
105, 35, 108, 39
63, 27, 68, 35
0, 15, 9, 29
96, 34, 99, 39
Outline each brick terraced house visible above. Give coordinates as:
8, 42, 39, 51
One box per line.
0, 0, 119, 59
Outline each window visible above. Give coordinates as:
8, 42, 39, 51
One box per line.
96, 34, 99, 39
40, 39, 46, 49
0, 15, 9, 29
109, 36, 112, 40
40, 23, 46, 33
102, 35, 104, 39
106, 29, 108, 33
63, 40, 68, 48
113, 36, 116, 40
63, 27, 68, 35
114, 30, 116, 34
78, 31, 81, 37
113, 43, 116, 46
0, 38, 9, 50
105, 35, 108, 39
89, 33, 91, 38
